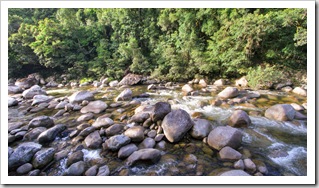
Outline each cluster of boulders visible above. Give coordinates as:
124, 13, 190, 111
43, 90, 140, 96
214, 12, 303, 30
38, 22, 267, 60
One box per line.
7, 94, 255, 176
8, 73, 307, 176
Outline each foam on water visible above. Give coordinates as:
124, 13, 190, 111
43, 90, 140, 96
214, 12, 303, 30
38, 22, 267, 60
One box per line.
56, 158, 67, 176
241, 132, 253, 144
82, 149, 101, 162
251, 116, 307, 135
253, 128, 278, 143
198, 105, 233, 122
282, 121, 307, 134
268, 142, 286, 150
269, 146, 307, 175
130, 160, 178, 176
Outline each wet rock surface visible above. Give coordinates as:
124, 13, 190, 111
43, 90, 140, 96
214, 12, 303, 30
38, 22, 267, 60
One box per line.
162, 109, 194, 143
118, 74, 142, 86
22, 85, 47, 99
32, 148, 56, 169
207, 126, 243, 151
228, 110, 251, 128
28, 116, 54, 129
69, 90, 94, 103
265, 104, 296, 121
115, 89, 133, 101
80, 100, 107, 114
217, 87, 239, 99
103, 135, 131, 151
37, 124, 66, 145
7, 80, 307, 176
126, 148, 162, 166
190, 118, 212, 139
9, 142, 42, 169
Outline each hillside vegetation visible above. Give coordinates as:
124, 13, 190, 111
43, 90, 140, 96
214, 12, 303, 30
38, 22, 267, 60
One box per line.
9, 8, 307, 84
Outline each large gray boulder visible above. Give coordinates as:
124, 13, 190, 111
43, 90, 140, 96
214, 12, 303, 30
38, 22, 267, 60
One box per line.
46, 81, 58, 87
161, 109, 194, 143
213, 79, 226, 86
69, 90, 94, 104
23, 127, 47, 141
217, 87, 239, 99
28, 116, 54, 129
65, 161, 85, 176
199, 79, 207, 87
93, 81, 101, 88
103, 135, 131, 151
55, 101, 68, 109
207, 126, 243, 150
109, 80, 119, 87
265, 104, 296, 121
77, 113, 94, 122
228, 110, 251, 128
78, 127, 95, 137
190, 118, 212, 139
129, 113, 150, 123
15, 77, 37, 90
138, 138, 156, 149
37, 124, 66, 144
182, 84, 194, 95
118, 73, 142, 86
105, 124, 124, 136
126, 148, 162, 166
32, 148, 56, 169
8, 85, 23, 94
151, 102, 171, 122
124, 126, 145, 142
22, 85, 47, 99
66, 150, 84, 167
135, 105, 154, 114
92, 116, 114, 129
9, 142, 42, 169
80, 100, 107, 114
246, 91, 261, 99
118, 144, 138, 159
8, 97, 18, 107
84, 131, 102, 149
235, 76, 248, 87
292, 87, 307, 96
31, 95, 54, 106
115, 89, 133, 101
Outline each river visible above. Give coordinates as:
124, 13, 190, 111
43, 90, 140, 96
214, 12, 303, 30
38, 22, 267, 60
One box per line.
8, 83, 307, 176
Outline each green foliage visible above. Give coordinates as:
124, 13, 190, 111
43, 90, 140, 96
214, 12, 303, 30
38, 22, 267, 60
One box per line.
79, 77, 93, 84
8, 8, 307, 83
246, 64, 283, 89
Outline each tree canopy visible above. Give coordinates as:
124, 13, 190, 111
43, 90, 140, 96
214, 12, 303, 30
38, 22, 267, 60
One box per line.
9, 8, 307, 82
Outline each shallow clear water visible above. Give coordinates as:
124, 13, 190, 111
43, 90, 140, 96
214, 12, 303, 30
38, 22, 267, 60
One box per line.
8, 84, 307, 176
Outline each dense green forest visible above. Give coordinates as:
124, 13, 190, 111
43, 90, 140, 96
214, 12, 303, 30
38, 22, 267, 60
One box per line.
8, 8, 307, 84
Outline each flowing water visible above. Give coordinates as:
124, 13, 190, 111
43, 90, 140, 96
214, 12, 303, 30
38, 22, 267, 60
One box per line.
8, 84, 307, 176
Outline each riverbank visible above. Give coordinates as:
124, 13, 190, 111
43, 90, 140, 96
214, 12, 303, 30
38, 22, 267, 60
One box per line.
8, 75, 307, 176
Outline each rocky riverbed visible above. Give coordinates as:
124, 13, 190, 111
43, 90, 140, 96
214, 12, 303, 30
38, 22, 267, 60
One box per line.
8, 75, 307, 176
